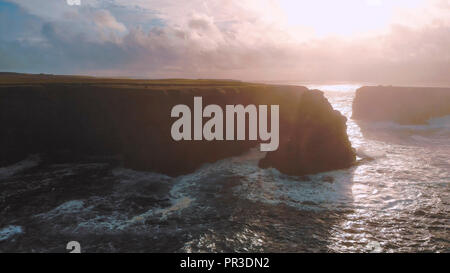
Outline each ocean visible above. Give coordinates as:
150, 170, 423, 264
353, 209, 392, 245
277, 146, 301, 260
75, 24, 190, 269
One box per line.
0, 85, 448, 252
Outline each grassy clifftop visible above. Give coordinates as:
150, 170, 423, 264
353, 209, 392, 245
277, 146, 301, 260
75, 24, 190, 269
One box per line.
0, 72, 248, 87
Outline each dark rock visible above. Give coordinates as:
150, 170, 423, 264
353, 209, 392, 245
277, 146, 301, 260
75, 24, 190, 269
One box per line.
0, 73, 355, 177
352, 86, 450, 124
258, 90, 355, 176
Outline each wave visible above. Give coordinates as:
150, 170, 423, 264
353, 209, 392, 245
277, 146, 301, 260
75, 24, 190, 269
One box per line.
356, 147, 386, 160
232, 158, 354, 211
30, 166, 195, 233
0, 155, 41, 179
363, 115, 450, 131
0, 225, 23, 241
358, 115, 450, 147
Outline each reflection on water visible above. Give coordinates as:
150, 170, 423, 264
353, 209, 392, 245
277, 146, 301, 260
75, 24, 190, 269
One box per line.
0, 84, 448, 252
320, 86, 449, 253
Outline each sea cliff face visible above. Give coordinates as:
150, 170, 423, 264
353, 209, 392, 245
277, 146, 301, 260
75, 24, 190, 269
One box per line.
0, 73, 355, 176
352, 86, 450, 124
258, 90, 355, 175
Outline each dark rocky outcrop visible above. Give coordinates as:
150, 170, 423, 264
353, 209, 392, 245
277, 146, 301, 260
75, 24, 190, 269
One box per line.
0, 73, 355, 176
258, 90, 355, 175
353, 86, 450, 124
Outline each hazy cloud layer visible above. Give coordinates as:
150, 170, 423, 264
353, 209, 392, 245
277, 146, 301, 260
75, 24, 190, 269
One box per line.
0, 0, 449, 84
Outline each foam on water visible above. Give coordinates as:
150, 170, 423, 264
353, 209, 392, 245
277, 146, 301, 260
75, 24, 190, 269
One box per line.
356, 147, 386, 159
0, 225, 23, 241
233, 166, 354, 211
1, 84, 448, 252
28, 166, 198, 234
427, 115, 450, 129
321, 88, 450, 252
34, 200, 90, 220
364, 115, 450, 132
131, 196, 193, 223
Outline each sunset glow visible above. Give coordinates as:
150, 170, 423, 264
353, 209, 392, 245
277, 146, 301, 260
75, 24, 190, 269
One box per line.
0, 0, 449, 255
0, 0, 449, 84
279, 0, 425, 37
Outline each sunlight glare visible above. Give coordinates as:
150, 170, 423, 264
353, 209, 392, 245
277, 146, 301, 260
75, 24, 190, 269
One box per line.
279, 0, 425, 37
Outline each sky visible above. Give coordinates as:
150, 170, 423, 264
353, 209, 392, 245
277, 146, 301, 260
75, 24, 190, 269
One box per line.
0, 0, 449, 84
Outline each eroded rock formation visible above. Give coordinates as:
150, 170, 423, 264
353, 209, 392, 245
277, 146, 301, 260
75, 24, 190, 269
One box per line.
353, 86, 450, 124
0, 73, 355, 176
258, 90, 355, 175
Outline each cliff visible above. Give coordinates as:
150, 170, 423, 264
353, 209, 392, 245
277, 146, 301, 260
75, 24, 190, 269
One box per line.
352, 86, 450, 124
259, 90, 355, 176
0, 73, 355, 176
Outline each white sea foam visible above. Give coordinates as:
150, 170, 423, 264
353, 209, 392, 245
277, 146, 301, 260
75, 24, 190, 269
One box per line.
366, 115, 450, 131
229, 153, 354, 211
0, 225, 23, 241
130, 196, 193, 223
34, 200, 89, 220
356, 147, 386, 159
427, 115, 450, 129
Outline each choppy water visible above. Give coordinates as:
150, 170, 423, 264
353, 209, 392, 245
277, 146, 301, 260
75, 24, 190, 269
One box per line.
0, 85, 448, 252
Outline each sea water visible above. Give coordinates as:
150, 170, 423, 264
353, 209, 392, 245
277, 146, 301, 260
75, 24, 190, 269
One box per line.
0, 85, 448, 252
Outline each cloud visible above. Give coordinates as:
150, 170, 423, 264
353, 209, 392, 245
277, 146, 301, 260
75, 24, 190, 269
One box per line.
93, 10, 127, 33
0, 0, 449, 85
